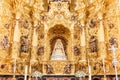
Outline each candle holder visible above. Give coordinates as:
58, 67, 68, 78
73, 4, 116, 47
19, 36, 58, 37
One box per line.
31, 71, 43, 80
75, 71, 86, 80
109, 45, 119, 80
112, 58, 118, 80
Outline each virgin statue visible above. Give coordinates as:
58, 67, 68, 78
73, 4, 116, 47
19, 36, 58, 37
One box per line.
50, 39, 67, 60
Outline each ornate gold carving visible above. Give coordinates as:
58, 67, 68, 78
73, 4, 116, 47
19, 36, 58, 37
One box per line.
0, 0, 119, 76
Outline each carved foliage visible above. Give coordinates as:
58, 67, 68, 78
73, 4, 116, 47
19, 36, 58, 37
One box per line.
0, 35, 10, 50
89, 36, 97, 52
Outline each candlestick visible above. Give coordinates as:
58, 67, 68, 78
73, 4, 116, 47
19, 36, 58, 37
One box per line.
13, 58, 16, 80
102, 58, 105, 72
29, 60, 32, 80
109, 45, 118, 80
13, 58, 16, 74
24, 65, 28, 80
88, 59, 92, 80
102, 58, 106, 79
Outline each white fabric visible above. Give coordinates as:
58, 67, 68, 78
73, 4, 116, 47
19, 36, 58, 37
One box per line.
51, 39, 67, 60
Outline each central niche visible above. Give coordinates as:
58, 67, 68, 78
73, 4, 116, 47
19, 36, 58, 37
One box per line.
51, 39, 67, 60
48, 25, 70, 60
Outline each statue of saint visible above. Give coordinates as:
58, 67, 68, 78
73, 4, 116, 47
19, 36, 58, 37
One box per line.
51, 39, 67, 60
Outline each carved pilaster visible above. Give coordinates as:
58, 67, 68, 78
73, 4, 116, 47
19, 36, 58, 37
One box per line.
80, 20, 86, 61
97, 12, 106, 59
43, 24, 48, 61
31, 24, 38, 61
11, 12, 21, 59
70, 24, 75, 61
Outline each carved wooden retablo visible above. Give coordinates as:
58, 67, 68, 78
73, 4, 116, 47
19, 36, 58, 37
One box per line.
0, 0, 120, 78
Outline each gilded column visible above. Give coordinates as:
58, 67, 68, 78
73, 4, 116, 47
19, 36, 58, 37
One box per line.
11, 12, 21, 59
116, 2, 120, 49
70, 23, 75, 61
31, 21, 38, 62
43, 23, 48, 61
80, 20, 86, 61
97, 12, 106, 59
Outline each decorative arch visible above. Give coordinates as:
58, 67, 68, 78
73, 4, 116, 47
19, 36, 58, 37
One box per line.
48, 24, 70, 56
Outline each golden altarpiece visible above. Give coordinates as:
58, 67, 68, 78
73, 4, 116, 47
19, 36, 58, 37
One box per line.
0, 0, 120, 80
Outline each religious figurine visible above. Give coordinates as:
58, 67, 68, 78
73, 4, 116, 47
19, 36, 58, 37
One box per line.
37, 46, 44, 55
4, 24, 10, 29
46, 64, 53, 74
89, 19, 96, 28
39, 34, 44, 39
89, 36, 97, 52
71, 15, 76, 21
42, 15, 47, 21
109, 37, 118, 48
23, 20, 29, 29
64, 64, 72, 74
57, 3, 61, 10
51, 39, 67, 60
74, 46, 80, 56
20, 36, 30, 53
0, 35, 10, 50
109, 23, 114, 29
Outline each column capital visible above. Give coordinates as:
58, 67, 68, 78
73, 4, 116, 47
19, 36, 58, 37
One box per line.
16, 12, 21, 20
97, 12, 103, 20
